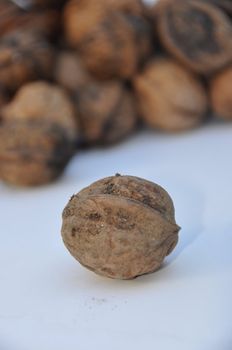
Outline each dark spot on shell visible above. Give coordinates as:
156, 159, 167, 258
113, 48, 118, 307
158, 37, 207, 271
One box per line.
104, 183, 115, 194
88, 212, 101, 220
71, 227, 76, 237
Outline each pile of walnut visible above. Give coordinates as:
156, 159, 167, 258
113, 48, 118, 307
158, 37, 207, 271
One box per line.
0, 0, 232, 186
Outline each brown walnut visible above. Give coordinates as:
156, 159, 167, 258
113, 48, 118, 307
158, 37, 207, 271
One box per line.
76, 80, 137, 145
0, 30, 54, 93
0, 1, 60, 40
154, 0, 232, 74
133, 58, 208, 132
61, 175, 180, 280
0, 82, 78, 186
210, 66, 232, 120
54, 51, 92, 94
202, 0, 232, 17
64, 0, 152, 79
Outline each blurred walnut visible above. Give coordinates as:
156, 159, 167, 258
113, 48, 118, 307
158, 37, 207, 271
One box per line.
10, 0, 67, 10
0, 82, 78, 186
64, 0, 152, 79
202, 0, 232, 17
0, 1, 60, 39
76, 81, 137, 145
0, 31, 54, 93
210, 66, 232, 121
61, 175, 180, 279
133, 58, 208, 132
0, 88, 9, 111
154, 0, 232, 74
54, 51, 92, 93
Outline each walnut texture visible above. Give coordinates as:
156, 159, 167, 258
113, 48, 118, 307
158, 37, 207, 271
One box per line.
0, 30, 54, 93
76, 80, 137, 145
54, 51, 92, 93
133, 58, 208, 132
61, 175, 180, 279
64, 0, 152, 79
154, 0, 232, 74
210, 66, 232, 120
0, 82, 78, 186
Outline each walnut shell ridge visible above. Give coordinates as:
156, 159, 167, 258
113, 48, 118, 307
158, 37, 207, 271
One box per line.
61, 175, 180, 280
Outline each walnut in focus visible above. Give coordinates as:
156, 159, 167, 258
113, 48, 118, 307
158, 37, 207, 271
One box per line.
210, 66, 232, 121
154, 0, 232, 74
64, 0, 152, 79
61, 175, 180, 279
133, 58, 208, 132
54, 51, 92, 93
0, 31, 54, 93
76, 81, 137, 145
0, 82, 78, 186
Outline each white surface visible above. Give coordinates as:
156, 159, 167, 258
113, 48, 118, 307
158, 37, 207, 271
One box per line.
0, 123, 232, 350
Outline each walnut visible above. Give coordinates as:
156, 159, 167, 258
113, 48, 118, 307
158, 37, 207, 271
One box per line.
64, 0, 152, 79
133, 58, 208, 132
210, 65, 232, 121
202, 0, 232, 16
11, 0, 67, 10
61, 175, 180, 280
54, 51, 92, 94
0, 82, 78, 186
0, 30, 54, 93
154, 0, 232, 74
0, 1, 60, 39
76, 80, 137, 145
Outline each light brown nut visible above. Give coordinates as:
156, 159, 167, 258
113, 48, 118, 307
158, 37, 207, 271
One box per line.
64, 0, 152, 79
210, 65, 232, 120
133, 58, 208, 132
154, 0, 232, 74
61, 175, 180, 280
76, 80, 137, 145
0, 82, 78, 187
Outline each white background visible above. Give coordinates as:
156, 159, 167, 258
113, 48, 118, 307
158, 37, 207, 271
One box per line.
0, 121, 232, 350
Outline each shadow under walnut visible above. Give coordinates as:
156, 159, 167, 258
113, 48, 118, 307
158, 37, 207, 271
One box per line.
61, 175, 180, 280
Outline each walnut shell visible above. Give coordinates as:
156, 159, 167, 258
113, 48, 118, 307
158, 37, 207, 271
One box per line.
11, 0, 67, 10
61, 175, 180, 280
76, 81, 137, 145
0, 1, 60, 40
202, 0, 232, 17
0, 82, 78, 186
64, 0, 152, 79
54, 51, 92, 93
0, 30, 54, 93
133, 58, 208, 132
64, 0, 145, 46
154, 0, 232, 74
210, 66, 232, 120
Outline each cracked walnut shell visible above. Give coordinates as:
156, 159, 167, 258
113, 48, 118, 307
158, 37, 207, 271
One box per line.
154, 0, 232, 74
61, 175, 180, 279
